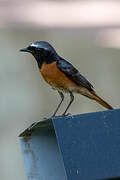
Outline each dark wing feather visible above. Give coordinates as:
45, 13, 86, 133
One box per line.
56, 58, 93, 91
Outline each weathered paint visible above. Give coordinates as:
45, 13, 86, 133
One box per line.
20, 120, 67, 180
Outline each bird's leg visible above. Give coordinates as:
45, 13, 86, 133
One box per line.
52, 91, 64, 117
62, 92, 74, 116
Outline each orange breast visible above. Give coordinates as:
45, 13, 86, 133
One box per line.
39, 61, 79, 92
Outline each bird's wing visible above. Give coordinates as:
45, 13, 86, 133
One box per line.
56, 58, 93, 91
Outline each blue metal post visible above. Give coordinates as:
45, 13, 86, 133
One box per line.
19, 109, 120, 180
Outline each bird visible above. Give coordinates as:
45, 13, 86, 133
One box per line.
20, 41, 113, 116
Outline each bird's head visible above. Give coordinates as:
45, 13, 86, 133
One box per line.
20, 41, 58, 67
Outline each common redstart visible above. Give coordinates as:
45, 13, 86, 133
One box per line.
20, 41, 113, 116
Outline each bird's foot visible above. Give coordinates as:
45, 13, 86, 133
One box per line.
51, 113, 71, 118
62, 113, 71, 117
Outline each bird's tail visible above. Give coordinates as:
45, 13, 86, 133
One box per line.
90, 91, 113, 110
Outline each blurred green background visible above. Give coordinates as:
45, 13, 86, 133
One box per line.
0, 0, 120, 180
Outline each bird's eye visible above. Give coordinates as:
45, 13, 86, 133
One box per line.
28, 46, 38, 53
26, 46, 35, 53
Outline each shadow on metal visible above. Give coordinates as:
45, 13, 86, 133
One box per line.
98, 177, 120, 180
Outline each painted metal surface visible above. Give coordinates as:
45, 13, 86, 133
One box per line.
19, 109, 120, 180
19, 119, 67, 180
53, 109, 120, 180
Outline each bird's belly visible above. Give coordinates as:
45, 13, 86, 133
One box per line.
39, 62, 80, 92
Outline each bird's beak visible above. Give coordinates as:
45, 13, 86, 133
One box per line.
19, 47, 30, 53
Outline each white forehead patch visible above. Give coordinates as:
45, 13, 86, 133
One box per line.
31, 43, 39, 48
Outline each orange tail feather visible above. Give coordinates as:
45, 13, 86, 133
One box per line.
91, 91, 113, 110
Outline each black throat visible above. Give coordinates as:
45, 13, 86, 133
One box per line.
33, 54, 58, 69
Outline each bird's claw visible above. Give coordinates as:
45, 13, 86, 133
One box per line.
62, 113, 71, 116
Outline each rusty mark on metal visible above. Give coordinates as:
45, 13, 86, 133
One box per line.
23, 138, 39, 179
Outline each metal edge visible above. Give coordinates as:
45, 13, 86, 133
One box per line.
19, 118, 53, 137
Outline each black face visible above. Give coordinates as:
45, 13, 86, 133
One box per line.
20, 41, 58, 68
